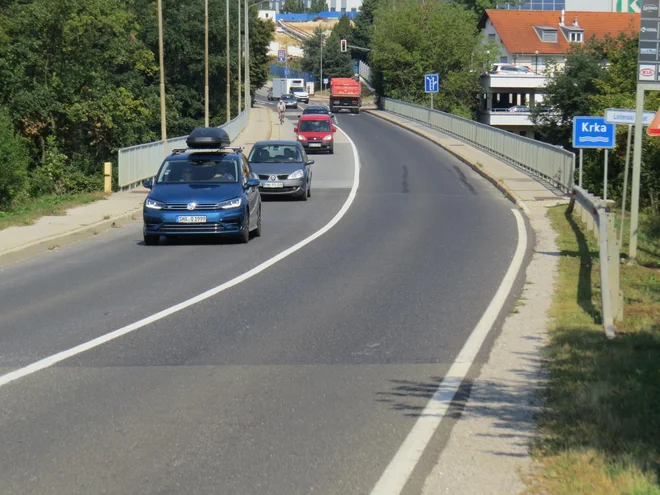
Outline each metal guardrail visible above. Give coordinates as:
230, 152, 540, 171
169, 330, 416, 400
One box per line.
118, 109, 249, 188
380, 98, 576, 193
278, 21, 312, 41
567, 185, 623, 339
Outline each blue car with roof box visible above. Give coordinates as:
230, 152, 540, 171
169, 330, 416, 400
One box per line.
141, 127, 262, 245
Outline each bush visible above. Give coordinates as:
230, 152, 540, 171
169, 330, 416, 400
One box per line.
29, 138, 102, 197
0, 108, 30, 210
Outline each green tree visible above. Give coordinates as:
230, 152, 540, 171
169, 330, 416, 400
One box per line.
333, 14, 353, 40
450, 0, 522, 15
309, 0, 327, 13
370, 0, 492, 117
0, 107, 29, 209
351, 0, 382, 61
282, 0, 305, 13
0, 0, 158, 171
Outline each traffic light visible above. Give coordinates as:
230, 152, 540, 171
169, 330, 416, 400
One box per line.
340, 39, 347, 52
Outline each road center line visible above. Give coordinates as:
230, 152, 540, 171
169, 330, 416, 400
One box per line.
370, 208, 528, 495
0, 125, 361, 389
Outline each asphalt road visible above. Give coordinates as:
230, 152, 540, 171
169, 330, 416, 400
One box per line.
0, 104, 526, 494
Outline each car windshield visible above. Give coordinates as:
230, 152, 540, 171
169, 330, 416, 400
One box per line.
248, 144, 302, 163
156, 156, 239, 184
304, 107, 328, 114
291, 87, 305, 93
282, 94, 294, 100
299, 120, 330, 132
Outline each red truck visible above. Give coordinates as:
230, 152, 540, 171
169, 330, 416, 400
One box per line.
329, 77, 361, 114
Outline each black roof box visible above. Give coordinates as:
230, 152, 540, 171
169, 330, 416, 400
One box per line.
186, 127, 231, 149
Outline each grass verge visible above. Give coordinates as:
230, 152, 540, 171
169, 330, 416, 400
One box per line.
0, 192, 106, 231
525, 205, 660, 495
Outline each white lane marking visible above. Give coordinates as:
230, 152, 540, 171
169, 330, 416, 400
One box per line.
370, 208, 527, 495
0, 125, 361, 389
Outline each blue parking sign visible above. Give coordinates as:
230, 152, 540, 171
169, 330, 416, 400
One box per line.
277, 49, 286, 63
572, 116, 616, 149
424, 74, 439, 93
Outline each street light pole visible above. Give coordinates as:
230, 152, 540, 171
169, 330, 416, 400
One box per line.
238, 0, 241, 113
205, 0, 209, 126
320, 32, 323, 96
226, 0, 231, 123
157, 0, 167, 154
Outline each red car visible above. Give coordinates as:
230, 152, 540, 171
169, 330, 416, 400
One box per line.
294, 114, 337, 154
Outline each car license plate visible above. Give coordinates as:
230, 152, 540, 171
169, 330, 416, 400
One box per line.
263, 182, 284, 188
177, 216, 206, 223
309, 143, 321, 147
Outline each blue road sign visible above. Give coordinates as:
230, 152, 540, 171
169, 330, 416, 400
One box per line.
284, 68, 289, 77
424, 74, 439, 93
572, 116, 616, 149
277, 49, 286, 63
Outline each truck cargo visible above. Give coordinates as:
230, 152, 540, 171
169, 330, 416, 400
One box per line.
268, 78, 288, 100
329, 78, 361, 114
268, 78, 309, 101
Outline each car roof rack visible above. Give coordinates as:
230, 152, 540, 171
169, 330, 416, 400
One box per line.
171, 146, 244, 156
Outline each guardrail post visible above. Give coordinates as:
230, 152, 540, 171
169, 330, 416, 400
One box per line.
104, 162, 112, 194
605, 200, 623, 322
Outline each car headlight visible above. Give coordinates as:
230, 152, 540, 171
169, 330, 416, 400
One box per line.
218, 198, 242, 209
145, 198, 166, 209
323, 134, 333, 141
288, 169, 304, 180
298, 134, 307, 141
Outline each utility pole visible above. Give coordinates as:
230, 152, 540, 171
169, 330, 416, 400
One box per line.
238, 0, 241, 113
205, 0, 209, 126
226, 0, 231, 123
320, 32, 323, 95
157, 0, 167, 154
244, 0, 249, 111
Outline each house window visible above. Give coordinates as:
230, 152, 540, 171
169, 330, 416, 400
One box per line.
500, 56, 508, 63
488, 33, 496, 41
341, 7, 346, 12
330, 7, 336, 11
570, 31, 583, 42
351, 7, 356, 11
541, 29, 557, 42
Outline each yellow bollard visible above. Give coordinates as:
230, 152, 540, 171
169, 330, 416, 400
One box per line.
104, 162, 112, 194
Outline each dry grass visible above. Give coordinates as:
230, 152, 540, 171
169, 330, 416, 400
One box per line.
524, 205, 660, 495
0, 192, 105, 230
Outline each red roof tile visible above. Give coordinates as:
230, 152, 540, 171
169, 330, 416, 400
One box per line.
481, 10, 639, 55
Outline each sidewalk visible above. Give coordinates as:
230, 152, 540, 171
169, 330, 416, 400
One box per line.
0, 107, 273, 266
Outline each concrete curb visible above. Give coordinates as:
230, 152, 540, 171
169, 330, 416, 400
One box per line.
364, 110, 531, 215
0, 207, 142, 268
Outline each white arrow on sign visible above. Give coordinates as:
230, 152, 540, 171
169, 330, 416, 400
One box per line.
605, 108, 657, 126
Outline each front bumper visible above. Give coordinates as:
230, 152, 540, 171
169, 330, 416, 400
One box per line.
258, 179, 305, 196
301, 141, 332, 151
143, 207, 248, 235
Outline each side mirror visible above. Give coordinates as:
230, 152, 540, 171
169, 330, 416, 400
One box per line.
293, 127, 298, 133
142, 178, 153, 189
333, 126, 337, 132
246, 178, 260, 188
329, 113, 334, 118
306, 159, 315, 165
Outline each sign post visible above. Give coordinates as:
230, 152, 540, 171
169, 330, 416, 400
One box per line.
572, 116, 616, 196
604, 108, 656, 245
630, 0, 660, 261
424, 74, 439, 110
